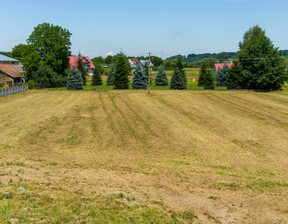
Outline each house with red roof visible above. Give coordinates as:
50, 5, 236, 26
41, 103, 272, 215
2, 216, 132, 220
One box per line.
68, 56, 95, 76
212, 63, 234, 76
0, 54, 25, 87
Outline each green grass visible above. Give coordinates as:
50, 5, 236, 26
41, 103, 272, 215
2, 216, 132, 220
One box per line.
46, 78, 227, 91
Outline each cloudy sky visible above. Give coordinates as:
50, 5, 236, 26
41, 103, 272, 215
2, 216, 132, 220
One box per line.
1, 0, 287, 58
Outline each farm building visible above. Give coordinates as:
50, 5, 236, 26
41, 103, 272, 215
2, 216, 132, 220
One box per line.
129, 58, 154, 70
68, 56, 95, 76
0, 54, 25, 87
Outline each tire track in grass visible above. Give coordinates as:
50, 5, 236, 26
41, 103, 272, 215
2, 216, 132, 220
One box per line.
99, 92, 127, 147
117, 94, 160, 138
213, 93, 288, 129
108, 92, 149, 147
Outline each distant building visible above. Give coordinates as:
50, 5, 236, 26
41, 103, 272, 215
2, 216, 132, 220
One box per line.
0, 54, 25, 87
128, 58, 154, 70
68, 56, 95, 76
212, 63, 234, 76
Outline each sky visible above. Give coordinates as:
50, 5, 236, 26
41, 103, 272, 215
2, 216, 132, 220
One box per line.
1, 0, 288, 59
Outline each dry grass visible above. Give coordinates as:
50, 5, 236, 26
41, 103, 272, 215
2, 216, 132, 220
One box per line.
0, 90, 288, 223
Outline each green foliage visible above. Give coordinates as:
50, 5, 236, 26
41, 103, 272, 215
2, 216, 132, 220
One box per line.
107, 65, 115, 86
132, 63, 148, 89
105, 55, 113, 65
66, 66, 83, 90
92, 65, 103, 86
226, 61, 243, 89
239, 25, 288, 90
76, 53, 87, 85
27, 23, 72, 75
27, 80, 35, 89
202, 57, 218, 69
155, 65, 169, 86
32, 62, 66, 88
170, 68, 186, 90
113, 53, 130, 89
92, 56, 105, 65
175, 58, 187, 88
216, 64, 229, 86
198, 63, 215, 89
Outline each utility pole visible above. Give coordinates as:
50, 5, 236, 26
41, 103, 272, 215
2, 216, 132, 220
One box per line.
148, 52, 151, 95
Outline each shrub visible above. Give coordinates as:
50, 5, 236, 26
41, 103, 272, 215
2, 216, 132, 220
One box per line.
27, 80, 35, 89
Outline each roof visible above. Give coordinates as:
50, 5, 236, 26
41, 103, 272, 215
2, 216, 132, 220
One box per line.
0, 64, 23, 78
68, 56, 95, 69
140, 60, 154, 67
129, 58, 139, 65
214, 63, 234, 72
0, 54, 18, 62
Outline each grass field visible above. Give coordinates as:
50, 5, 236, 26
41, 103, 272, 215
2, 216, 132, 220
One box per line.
0, 90, 288, 223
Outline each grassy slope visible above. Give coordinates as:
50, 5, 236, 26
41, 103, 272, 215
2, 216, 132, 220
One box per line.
0, 90, 288, 223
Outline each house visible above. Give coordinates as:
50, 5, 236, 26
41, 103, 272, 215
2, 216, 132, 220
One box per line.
212, 63, 234, 76
128, 58, 154, 70
68, 55, 95, 76
0, 54, 25, 87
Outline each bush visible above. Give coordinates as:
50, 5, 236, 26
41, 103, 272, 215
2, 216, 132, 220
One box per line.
27, 80, 35, 89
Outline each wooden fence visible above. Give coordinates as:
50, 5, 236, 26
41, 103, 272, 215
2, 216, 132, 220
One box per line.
0, 85, 28, 97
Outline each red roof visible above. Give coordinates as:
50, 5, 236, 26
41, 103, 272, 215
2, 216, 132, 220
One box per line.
214, 63, 234, 72
68, 56, 95, 69
129, 58, 139, 64
0, 64, 23, 78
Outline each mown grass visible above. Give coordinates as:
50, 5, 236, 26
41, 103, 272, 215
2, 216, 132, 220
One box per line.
0, 90, 288, 223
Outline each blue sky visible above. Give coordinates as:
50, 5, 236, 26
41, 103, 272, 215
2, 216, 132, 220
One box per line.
1, 0, 288, 58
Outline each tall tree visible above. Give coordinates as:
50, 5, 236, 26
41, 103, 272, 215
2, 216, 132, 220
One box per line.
107, 65, 115, 86
132, 63, 148, 89
175, 58, 187, 88
92, 65, 103, 86
198, 63, 214, 89
114, 53, 130, 89
226, 61, 243, 89
67, 65, 83, 90
27, 23, 72, 75
239, 25, 287, 90
155, 65, 169, 86
76, 53, 88, 85
105, 55, 113, 65
170, 68, 186, 90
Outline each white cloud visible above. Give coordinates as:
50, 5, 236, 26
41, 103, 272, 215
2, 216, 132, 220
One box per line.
106, 51, 113, 56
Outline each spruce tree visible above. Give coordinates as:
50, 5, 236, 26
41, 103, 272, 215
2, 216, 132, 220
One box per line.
198, 63, 207, 86
106, 65, 115, 86
216, 64, 229, 86
170, 68, 186, 90
92, 65, 103, 86
226, 61, 243, 89
239, 25, 287, 90
114, 53, 130, 89
198, 63, 214, 89
175, 58, 187, 88
132, 63, 148, 89
67, 65, 83, 90
155, 65, 169, 86
76, 53, 88, 85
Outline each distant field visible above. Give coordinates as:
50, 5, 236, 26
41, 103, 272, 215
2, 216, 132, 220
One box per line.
0, 90, 288, 223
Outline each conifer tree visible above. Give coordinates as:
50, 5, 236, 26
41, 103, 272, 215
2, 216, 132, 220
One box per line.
198, 63, 214, 89
216, 63, 229, 86
132, 63, 148, 89
106, 65, 115, 86
67, 65, 83, 90
92, 65, 103, 86
155, 65, 169, 86
175, 58, 187, 88
76, 53, 88, 85
114, 53, 130, 89
170, 68, 186, 90
226, 61, 243, 89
